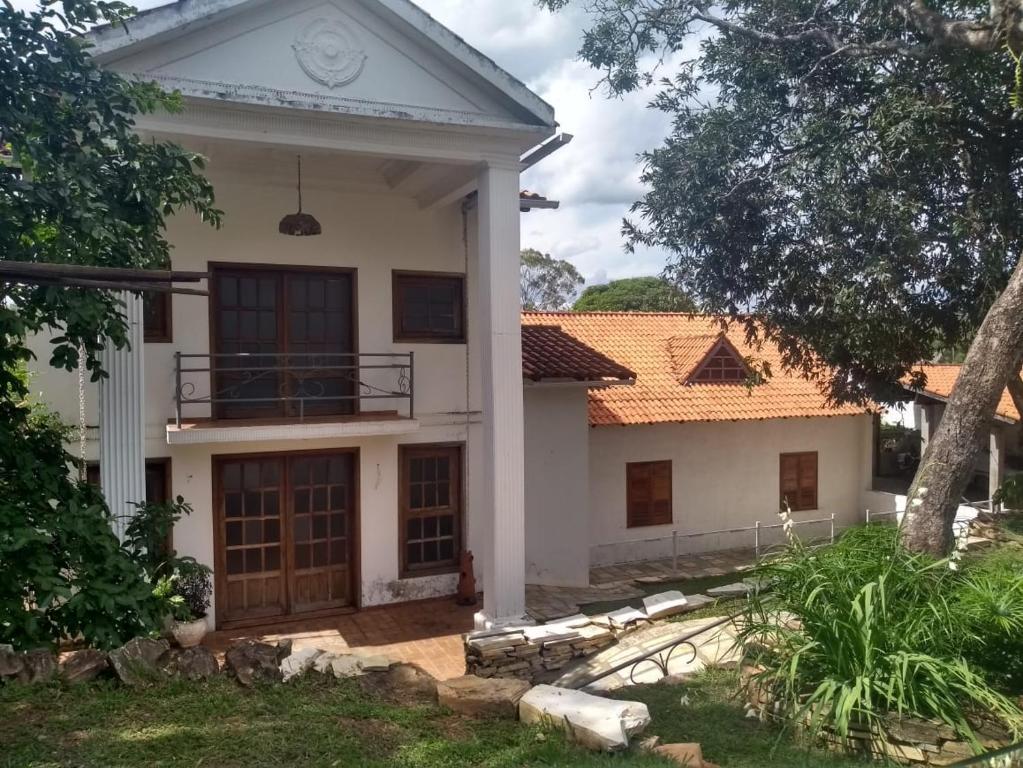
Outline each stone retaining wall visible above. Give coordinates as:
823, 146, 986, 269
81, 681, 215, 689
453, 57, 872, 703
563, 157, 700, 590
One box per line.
743, 666, 1012, 765
465, 623, 617, 683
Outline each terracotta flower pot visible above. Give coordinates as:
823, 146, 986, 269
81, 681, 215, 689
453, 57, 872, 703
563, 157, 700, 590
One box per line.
171, 617, 208, 648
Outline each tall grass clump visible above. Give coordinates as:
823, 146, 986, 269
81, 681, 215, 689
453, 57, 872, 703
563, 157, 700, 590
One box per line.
738, 525, 1023, 747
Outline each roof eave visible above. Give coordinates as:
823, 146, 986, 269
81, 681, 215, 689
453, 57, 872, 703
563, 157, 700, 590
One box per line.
910, 388, 1018, 425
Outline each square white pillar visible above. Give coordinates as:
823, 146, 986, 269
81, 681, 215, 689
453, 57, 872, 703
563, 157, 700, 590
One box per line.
99, 292, 147, 539
474, 158, 530, 628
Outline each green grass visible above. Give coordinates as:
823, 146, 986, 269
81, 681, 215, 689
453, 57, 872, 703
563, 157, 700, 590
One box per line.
0, 669, 876, 768
0, 675, 668, 768
615, 670, 884, 768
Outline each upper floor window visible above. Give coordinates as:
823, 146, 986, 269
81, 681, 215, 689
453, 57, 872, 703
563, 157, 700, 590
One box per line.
143, 291, 172, 343
392, 271, 465, 343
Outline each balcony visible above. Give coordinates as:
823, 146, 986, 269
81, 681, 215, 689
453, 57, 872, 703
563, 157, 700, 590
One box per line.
168, 352, 417, 445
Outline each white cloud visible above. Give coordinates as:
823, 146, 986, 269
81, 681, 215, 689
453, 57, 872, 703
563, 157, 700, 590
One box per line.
8, 0, 681, 286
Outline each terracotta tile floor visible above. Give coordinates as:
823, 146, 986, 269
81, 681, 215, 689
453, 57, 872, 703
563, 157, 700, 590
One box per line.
206, 598, 477, 680
205, 550, 757, 681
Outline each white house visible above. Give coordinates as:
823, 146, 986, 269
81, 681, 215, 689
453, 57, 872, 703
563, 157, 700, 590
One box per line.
520, 312, 877, 586
30, 0, 564, 631
27, 0, 882, 632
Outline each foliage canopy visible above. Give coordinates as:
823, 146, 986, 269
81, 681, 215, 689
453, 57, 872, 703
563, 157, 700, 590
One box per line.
0, 0, 220, 649
572, 275, 696, 312
541, 0, 1023, 405
520, 248, 584, 311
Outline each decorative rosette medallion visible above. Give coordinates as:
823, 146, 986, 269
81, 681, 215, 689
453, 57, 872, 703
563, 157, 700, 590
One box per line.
292, 19, 367, 88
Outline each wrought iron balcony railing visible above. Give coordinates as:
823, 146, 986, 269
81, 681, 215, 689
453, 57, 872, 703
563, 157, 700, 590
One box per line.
173, 352, 413, 427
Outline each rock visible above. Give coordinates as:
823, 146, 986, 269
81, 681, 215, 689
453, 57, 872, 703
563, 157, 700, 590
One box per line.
354, 654, 392, 672
109, 638, 170, 687
0, 645, 25, 679
314, 653, 365, 678
275, 639, 293, 663
518, 684, 650, 751
436, 674, 531, 718
59, 649, 109, 684
637, 735, 661, 752
882, 715, 941, 745
359, 662, 437, 705
159, 647, 220, 681
224, 640, 287, 686
678, 594, 715, 612
705, 582, 751, 598
643, 591, 689, 620
280, 647, 322, 682
654, 742, 706, 766
20, 649, 57, 684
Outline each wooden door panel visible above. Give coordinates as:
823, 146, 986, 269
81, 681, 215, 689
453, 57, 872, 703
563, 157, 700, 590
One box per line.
284, 273, 355, 417
218, 457, 286, 623
288, 453, 354, 613
213, 271, 282, 419
217, 451, 356, 625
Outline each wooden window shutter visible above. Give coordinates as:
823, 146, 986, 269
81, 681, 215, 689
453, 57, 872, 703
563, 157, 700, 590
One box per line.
626, 460, 672, 528
780, 452, 818, 511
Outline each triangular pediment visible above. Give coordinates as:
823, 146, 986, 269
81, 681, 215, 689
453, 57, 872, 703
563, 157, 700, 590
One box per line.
91, 0, 553, 129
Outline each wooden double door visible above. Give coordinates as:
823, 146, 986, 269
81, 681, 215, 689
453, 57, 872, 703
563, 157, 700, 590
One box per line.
215, 450, 357, 626
211, 265, 356, 420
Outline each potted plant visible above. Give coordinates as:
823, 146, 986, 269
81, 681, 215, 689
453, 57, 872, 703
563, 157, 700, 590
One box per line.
168, 561, 213, 648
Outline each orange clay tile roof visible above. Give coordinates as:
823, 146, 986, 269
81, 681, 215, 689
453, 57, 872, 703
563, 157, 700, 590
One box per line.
521, 324, 635, 383
907, 364, 1020, 423
521, 312, 871, 426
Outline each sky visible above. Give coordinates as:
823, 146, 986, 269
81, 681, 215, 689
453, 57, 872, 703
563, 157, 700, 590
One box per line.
11, 0, 683, 287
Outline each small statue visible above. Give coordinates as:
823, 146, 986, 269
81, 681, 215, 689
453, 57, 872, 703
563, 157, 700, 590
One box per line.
456, 550, 478, 606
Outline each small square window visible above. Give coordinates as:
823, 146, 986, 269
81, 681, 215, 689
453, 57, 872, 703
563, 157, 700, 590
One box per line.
393, 272, 465, 343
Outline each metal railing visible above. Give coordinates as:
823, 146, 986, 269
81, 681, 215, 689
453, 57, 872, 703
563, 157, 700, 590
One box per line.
173, 351, 414, 426
593, 513, 836, 572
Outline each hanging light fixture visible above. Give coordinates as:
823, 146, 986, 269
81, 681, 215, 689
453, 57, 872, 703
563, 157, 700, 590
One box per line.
278, 155, 322, 236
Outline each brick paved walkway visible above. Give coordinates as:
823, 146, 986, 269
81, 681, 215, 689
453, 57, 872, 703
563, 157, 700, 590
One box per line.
206, 598, 476, 681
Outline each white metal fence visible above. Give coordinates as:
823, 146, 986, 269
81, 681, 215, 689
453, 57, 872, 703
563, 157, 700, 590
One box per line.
591, 513, 837, 570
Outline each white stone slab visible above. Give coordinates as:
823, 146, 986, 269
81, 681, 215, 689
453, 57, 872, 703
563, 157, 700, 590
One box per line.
642, 591, 689, 620
280, 648, 322, 681
705, 582, 751, 598
593, 607, 648, 629
546, 613, 591, 629
518, 684, 651, 751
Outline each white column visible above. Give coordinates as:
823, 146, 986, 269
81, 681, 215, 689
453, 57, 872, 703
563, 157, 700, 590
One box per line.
99, 292, 146, 539
475, 158, 529, 627
990, 426, 1006, 504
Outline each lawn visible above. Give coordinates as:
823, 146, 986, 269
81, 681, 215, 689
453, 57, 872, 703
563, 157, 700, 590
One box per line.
0, 669, 876, 768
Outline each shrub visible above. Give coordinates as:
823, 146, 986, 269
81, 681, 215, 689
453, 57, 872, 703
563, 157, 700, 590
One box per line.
124, 497, 212, 621
738, 525, 1023, 748
0, 401, 162, 650
951, 549, 1023, 692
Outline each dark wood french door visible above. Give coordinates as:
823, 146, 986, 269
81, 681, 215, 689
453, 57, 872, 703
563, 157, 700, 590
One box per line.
211, 266, 356, 420
215, 451, 357, 625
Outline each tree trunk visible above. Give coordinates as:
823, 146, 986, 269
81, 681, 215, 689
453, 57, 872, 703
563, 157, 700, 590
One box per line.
902, 257, 1023, 555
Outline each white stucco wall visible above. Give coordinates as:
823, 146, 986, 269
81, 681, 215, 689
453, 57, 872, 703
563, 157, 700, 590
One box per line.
523, 385, 590, 587
588, 414, 874, 565
27, 160, 488, 623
